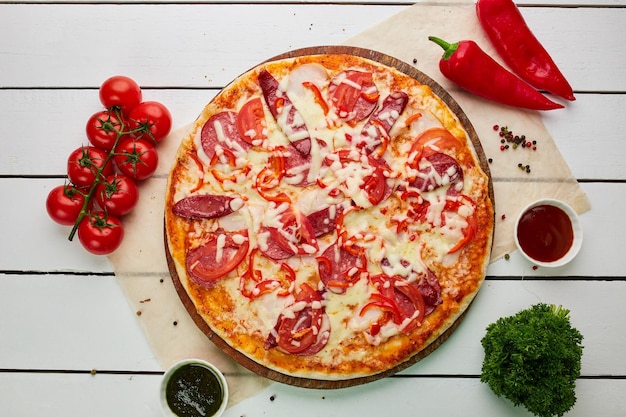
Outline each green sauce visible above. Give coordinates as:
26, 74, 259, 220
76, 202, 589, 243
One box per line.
166, 364, 224, 417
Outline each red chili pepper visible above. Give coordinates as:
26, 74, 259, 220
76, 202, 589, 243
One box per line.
476, 0, 575, 101
429, 36, 563, 111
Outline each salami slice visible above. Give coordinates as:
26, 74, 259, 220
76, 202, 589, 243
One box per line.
416, 268, 442, 315
283, 143, 312, 186
356, 91, 408, 153
317, 241, 365, 294
172, 194, 237, 220
201, 111, 251, 160
368, 274, 426, 334
307, 205, 343, 237
258, 70, 311, 156
410, 152, 464, 194
380, 258, 442, 316
259, 231, 294, 261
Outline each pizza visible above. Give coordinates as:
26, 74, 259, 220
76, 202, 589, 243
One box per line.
164, 48, 494, 384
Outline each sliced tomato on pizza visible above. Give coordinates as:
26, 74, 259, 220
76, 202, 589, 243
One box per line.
329, 70, 379, 124
186, 230, 249, 287
317, 240, 367, 294
237, 97, 268, 145
265, 282, 330, 356
266, 204, 319, 257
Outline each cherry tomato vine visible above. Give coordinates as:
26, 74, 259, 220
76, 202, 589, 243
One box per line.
46, 75, 172, 255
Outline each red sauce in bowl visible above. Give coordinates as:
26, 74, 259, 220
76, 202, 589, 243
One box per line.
516, 204, 574, 263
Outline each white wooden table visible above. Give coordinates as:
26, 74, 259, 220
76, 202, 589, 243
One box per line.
1, 1, 625, 416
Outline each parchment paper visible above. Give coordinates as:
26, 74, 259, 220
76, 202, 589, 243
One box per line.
108, 0, 590, 408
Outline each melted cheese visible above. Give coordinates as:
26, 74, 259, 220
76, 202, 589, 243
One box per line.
167, 54, 493, 377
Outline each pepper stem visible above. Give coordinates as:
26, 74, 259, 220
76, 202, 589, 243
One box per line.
428, 36, 459, 60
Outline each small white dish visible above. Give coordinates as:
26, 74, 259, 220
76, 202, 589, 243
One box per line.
160, 359, 229, 417
514, 198, 583, 268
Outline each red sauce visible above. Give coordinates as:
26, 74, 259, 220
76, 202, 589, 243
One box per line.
517, 204, 574, 263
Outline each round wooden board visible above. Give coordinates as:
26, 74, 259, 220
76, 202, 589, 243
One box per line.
165, 45, 495, 389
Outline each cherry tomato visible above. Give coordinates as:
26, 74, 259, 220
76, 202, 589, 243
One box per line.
99, 76, 142, 116
67, 145, 113, 188
86, 110, 124, 151
236, 98, 267, 144
46, 184, 86, 226
114, 137, 159, 180
77, 211, 124, 255
95, 174, 139, 216
128, 101, 172, 142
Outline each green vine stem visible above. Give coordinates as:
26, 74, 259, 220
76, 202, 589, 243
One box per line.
67, 109, 148, 241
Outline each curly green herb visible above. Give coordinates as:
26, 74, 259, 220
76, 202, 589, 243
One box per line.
480, 303, 584, 417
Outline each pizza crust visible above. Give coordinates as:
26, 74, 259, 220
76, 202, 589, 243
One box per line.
165, 47, 494, 386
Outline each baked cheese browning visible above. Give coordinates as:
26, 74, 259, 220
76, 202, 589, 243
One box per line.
164, 53, 493, 381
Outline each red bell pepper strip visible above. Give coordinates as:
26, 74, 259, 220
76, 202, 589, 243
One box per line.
429, 36, 563, 111
476, 0, 575, 101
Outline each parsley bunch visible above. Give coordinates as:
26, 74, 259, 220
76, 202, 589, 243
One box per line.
480, 303, 584, 417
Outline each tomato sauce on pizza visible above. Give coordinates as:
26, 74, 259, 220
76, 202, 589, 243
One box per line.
165, 50, 494, 384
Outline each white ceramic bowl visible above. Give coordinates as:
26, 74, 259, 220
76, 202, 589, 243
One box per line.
514, 198, 583, 267
160, 359, 229, 417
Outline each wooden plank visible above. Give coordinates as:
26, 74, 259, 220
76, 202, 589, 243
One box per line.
487, 182, 626, 278
0, 178, 114, 273
0, 5, 624, 91
0, 88, 216, 176
0, 274, 159, 371
1, 89, 624, 180
0, 372, 623, 417
2, 274, 623, 376
1, 179, 620, 275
